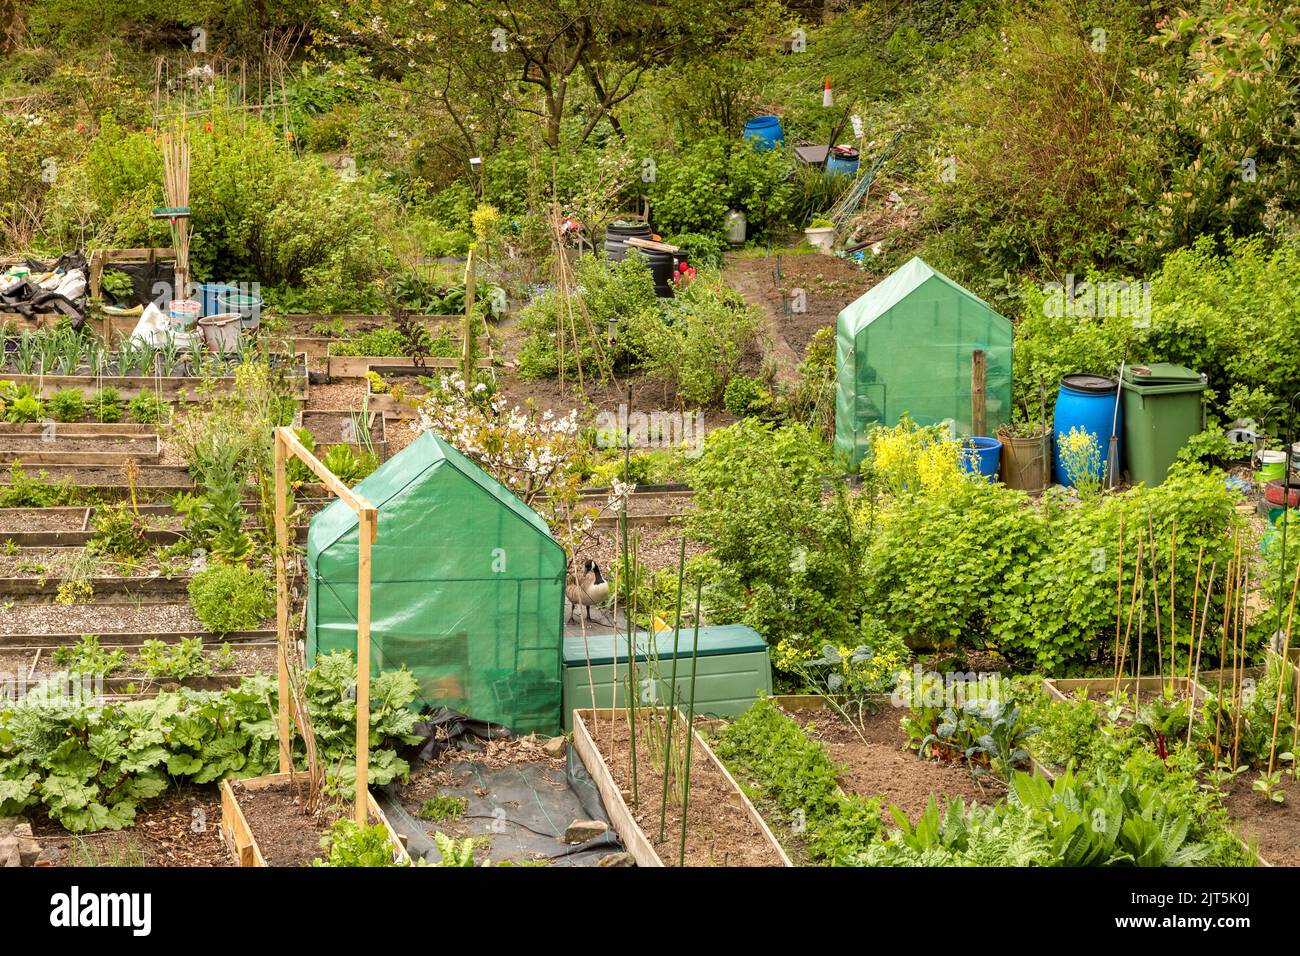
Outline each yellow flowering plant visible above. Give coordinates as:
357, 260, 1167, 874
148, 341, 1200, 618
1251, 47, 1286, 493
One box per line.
865, 419, 967, 499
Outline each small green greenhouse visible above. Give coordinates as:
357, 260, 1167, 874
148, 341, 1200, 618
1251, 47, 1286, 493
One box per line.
305, 431, 567, 735
834, 256, 1013, 466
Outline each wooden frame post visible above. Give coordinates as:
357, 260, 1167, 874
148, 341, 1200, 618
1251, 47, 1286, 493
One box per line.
462, 245, 477, 385
971, 349, 987, 436
272, 426, 378, 826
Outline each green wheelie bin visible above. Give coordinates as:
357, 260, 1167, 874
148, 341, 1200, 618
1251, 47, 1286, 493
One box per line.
1120, 363, 1207, 487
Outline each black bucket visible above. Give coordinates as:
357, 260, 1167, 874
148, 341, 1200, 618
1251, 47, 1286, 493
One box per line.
603, 220, 653, 262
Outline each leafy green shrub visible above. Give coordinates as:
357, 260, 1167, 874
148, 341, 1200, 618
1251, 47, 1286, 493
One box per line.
51, 635, 125, 677
89, 503, 149, 559
188, 563, 275, 634
630, 269, 759, 405
92, 387, 123, 423
0, 463, 81, 508
418, 795, 468, 822
722, 374, 771, 417
516, 254, 660, 380
48, 388, 86, 423
313, 820, 405, 867
128, 392, 168, 424
688, 420, 866, 653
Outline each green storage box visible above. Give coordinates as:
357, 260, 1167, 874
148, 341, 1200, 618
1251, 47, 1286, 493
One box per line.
561, 624, 772, 730
1121, 363, 1206, 487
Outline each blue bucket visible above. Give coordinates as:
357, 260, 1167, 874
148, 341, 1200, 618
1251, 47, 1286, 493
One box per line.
197, 283, 241, 318
742, 115, 784, 152
825, 146, 860, 177
960, 436, 1003, 481
1053, 374, 1120, 486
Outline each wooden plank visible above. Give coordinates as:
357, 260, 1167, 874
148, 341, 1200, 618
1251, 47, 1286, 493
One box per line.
571, 709, 664, 867
274, 430, 292, 774
327, 354, 492, 378
275, 426, 375, 514
0, 433, 161, 466
0, 628, 278, 648
1042, 676, 1211, 705
355, 508, 373, 825
0, 422, 157, 437
624, 236, 680, 254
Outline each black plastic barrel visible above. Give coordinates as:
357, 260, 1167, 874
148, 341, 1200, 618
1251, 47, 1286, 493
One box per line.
640, 249, 677, 298
603, 220, 653, 262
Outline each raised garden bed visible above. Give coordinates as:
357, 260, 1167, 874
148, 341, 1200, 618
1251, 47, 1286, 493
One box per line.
572, 707, 789, 867
0, 463, 195, 496
0, 422, 160, 465
0, 506, 90, 532
0, 601, 271, 641
0, 642, 274, 698
0, 627, 277, 649
1042, 676, 1211, 708
788, 704, 1005, 822
3, 351, 309, 400
296, 408, 387, 460
327, 353, 491, 379
365, 368, 429, 420
1221, 773, 1297, 867
220, 772, 408, 867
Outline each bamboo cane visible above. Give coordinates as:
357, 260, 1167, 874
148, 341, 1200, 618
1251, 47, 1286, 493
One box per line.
1148, 512, 1164, 681
1187, 561, 1216, 750
1117, 530, 1144, 694
1232, 554, 1250, 767
1114, 511, 1125, 682
1188, 544, 1204, 683
1265, 552, 1300, 777
1169, 517, 1177, 692
1135, 528, 1145, 681
679, 578, 703, 867
628, 528, 640, 808
1214, 532, 1239, 765
658, 538, 687, 842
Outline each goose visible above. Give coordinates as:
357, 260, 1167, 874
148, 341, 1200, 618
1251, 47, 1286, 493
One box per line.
566, 559, 611, 625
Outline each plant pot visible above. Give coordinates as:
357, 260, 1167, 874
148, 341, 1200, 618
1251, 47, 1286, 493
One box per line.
1264, 477, 1300, 509
996, 426, 1050, 493
804, 225, 836, 255
218, 292, 263, 330
198, 313, 241, 353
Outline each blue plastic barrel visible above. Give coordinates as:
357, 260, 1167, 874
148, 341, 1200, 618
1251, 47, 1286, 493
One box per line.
1053, 374, 1121, 486
742, 115, 784, 151
197, 283, 240, 318
825, 146, 860, 177
960, 437, 1002, 481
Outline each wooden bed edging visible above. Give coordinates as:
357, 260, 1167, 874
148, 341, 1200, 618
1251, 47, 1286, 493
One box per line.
570, 707, 792, 868
1042, 676, 1212, 706
219, 772, 410, 867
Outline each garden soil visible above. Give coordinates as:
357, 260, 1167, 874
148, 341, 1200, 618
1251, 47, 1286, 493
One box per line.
790, 706, 1001, 822
599, 712, 784, 867
231, 781, 344, 867
1223, 773, 1300, 867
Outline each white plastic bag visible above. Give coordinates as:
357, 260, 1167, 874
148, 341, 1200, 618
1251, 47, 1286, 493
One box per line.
129, 303, 173, 347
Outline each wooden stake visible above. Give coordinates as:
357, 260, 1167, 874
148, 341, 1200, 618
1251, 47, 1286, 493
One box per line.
1187, 561, 1215, 750
1232, 554, 1250, 767
1214, 532, 1239, 765
1169, 518, 1177, 691
1114, 511, 1125, 681
274, 430, 291, 773
1117, 528, 1143, 695
971, 350, 986, 436
1148, 512, 1163, 681
1266, 552, 1300, 777
679, 578, 703, 867
1188, 544, 1204, 683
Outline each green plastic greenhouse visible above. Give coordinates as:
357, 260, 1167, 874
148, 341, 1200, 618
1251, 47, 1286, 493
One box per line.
305, 431, 567, 735
834, 256, 1013, 466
